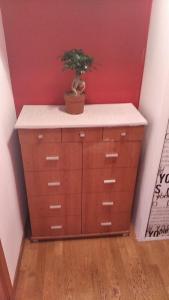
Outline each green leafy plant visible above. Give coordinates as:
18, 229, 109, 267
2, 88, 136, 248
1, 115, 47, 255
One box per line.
60, 49, 93, 95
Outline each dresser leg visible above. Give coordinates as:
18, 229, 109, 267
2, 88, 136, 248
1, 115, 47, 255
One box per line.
31, 239, 39, 243
122, 232, 129, 237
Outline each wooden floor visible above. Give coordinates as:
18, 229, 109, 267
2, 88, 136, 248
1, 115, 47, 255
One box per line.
15, 232, 169, 300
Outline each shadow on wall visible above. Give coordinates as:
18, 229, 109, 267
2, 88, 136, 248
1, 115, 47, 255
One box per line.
7, 127, 28, 228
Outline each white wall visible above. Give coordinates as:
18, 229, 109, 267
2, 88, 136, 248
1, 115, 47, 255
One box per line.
0, 12, 26, 283
134, 0, 169, 241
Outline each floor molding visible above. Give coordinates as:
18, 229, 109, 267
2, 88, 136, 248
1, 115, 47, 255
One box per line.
0, 240, 13, 300
12, 217, 28, 299
12, 233, 25, 299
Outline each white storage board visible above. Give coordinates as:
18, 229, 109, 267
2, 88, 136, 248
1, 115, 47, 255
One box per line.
146, 121, 169, 238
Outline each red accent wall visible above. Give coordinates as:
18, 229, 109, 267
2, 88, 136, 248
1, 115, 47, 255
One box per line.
1, 0, 152, 114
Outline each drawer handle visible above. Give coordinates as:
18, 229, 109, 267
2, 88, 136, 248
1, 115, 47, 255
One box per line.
38, 134, 44, 139
104, 179, 116, 184
100, 222, 112, 227
102, 201, 114, 206
49, 204, 61, 209
46, 156, 59, 161
120, 132, 127, 137
105, 153, 118, 158
79, 132, 85, 138
50, 225, 63, 230
48, 182, 61, 187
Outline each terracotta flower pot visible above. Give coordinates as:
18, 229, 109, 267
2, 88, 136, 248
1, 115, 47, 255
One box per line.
64, 92, 85, 114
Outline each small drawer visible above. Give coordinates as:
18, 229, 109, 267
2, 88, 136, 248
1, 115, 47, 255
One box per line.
103, 126, 144, 141
19, 129, 61, 144
31, 216, 81, 237
83, 142, 141, 169
62, 128, 103, 142
21, 143, 82, 171
28, 194, 81, 218
83, 168, 137, 193
83, 212, 130, 234
25, 170, 81, 196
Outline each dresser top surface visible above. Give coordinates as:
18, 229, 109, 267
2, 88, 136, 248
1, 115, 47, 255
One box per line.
15, 103, 147, 129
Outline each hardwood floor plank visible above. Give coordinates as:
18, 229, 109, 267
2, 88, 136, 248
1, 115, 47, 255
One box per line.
117, 237, 152, 300
143, 264, 169, 300
15, 235, 169, 300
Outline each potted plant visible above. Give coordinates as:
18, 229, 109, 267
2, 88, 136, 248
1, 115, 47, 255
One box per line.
60, 49, 93, 114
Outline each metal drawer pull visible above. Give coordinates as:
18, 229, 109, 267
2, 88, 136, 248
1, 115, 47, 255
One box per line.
105, 153, 118, 158
46, 156, 59, 161
104, 179, 116, 184
102, 201, 114, 206
48, 182, 61, 187
120, 132, 127, 137
79, 132, 85, 138
38, 134, 44, 139
100, 222, 112, 227
49, 204, 61, 209
50, 225, 63, 230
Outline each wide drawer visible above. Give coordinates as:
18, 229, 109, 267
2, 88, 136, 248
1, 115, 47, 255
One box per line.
83, 212, 130, 234
25, 170, 81, 196
31, 216, 81, 237
83, 192, 133, 215
83, 168, 137, 193
19, 129, 61, 144
83, 142, 141, 169
62, 128, 103, 142
21, 143, 82, 171
103, 126, 144, 141
28, 194, 81, 218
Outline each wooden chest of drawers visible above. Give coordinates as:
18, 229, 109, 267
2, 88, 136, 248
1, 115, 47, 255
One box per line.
16, 104, 147, 240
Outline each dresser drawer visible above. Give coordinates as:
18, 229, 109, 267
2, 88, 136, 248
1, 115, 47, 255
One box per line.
83, 168, 137, 193
62, 128, 103, 142
83, 212, 130, 234
21, 143, 82, 171
25, 170, 81, 196
19, 129, 61, 144
31, 216, 81, 237
103, 126, 144, 141
83, 142, 141, 169
29, 194, 81, 218
83, 192, 133, 215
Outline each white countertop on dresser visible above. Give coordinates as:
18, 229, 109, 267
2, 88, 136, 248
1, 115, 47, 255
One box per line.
15, 103, 147, 129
